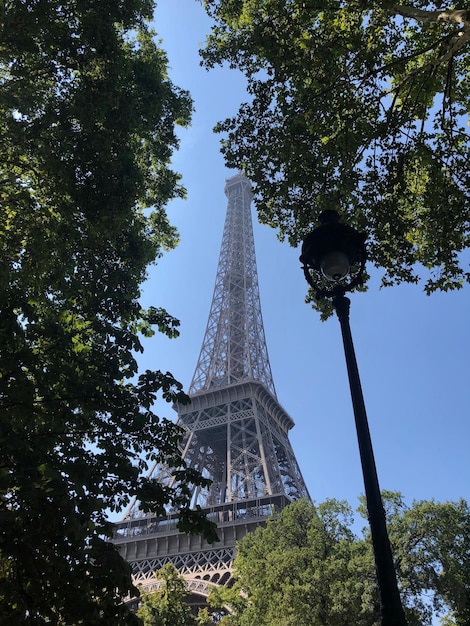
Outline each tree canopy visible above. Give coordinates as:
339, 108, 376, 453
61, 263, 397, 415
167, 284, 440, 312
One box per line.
137, 565, 196, 626
137, 564, 214, 626
200, 0, 470, 298
387, 495, 470, 626
0, 1, 215, 623
208, 496, 470, 626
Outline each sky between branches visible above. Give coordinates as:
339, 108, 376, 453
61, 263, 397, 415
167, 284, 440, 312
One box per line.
138, 0, 470, 513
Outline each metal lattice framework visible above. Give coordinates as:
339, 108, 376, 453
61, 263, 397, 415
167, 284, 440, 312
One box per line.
114, 495, 292, 591
114, 173, 309, 599
189, 173, 276, 397
177, 381, 308, 508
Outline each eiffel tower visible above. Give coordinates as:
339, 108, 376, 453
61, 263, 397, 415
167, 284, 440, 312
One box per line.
113, 172, 309, 603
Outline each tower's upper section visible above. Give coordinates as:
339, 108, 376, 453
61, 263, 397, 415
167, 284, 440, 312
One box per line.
189, 173, 276, 398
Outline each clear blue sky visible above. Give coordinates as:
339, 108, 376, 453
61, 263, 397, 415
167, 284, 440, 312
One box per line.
138, 0, 470, 512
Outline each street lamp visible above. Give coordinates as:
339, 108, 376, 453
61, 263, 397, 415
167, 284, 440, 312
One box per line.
300, 210, 408, 626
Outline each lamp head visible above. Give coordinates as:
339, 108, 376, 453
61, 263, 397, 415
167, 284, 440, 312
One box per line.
300, 210, 366, 298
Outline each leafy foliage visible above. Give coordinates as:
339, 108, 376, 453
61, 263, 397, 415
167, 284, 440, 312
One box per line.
137, 565, 216, 625
0, 1, 216, 623
137, 564, 202, 626
209, 499, 379, 625
208, 496, 470, 626
386, 495, 470, 626
200, 0, 470, 301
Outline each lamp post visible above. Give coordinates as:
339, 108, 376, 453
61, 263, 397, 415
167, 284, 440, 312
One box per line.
300, 210, 408, 626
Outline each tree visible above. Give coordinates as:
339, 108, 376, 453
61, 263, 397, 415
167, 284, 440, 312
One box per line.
0, 1, 216, 623
208, 496, 470, 625
386, 495, 470, 626
137, 565, 196, 626
137, 565, 215, 626
209, 499, 380, 625
200, 0, 470, 302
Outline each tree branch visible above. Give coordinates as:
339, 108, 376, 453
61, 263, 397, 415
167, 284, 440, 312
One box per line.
392, 5, 469, 26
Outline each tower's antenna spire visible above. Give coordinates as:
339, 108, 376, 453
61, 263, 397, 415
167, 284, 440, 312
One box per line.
189, 172, 276, 397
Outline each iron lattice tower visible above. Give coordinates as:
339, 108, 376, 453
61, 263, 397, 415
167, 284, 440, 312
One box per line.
189, 173, 276, 399
114, 173, 309, 602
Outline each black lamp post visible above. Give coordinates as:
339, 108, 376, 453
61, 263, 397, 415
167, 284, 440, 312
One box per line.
300, 210, 408, 626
